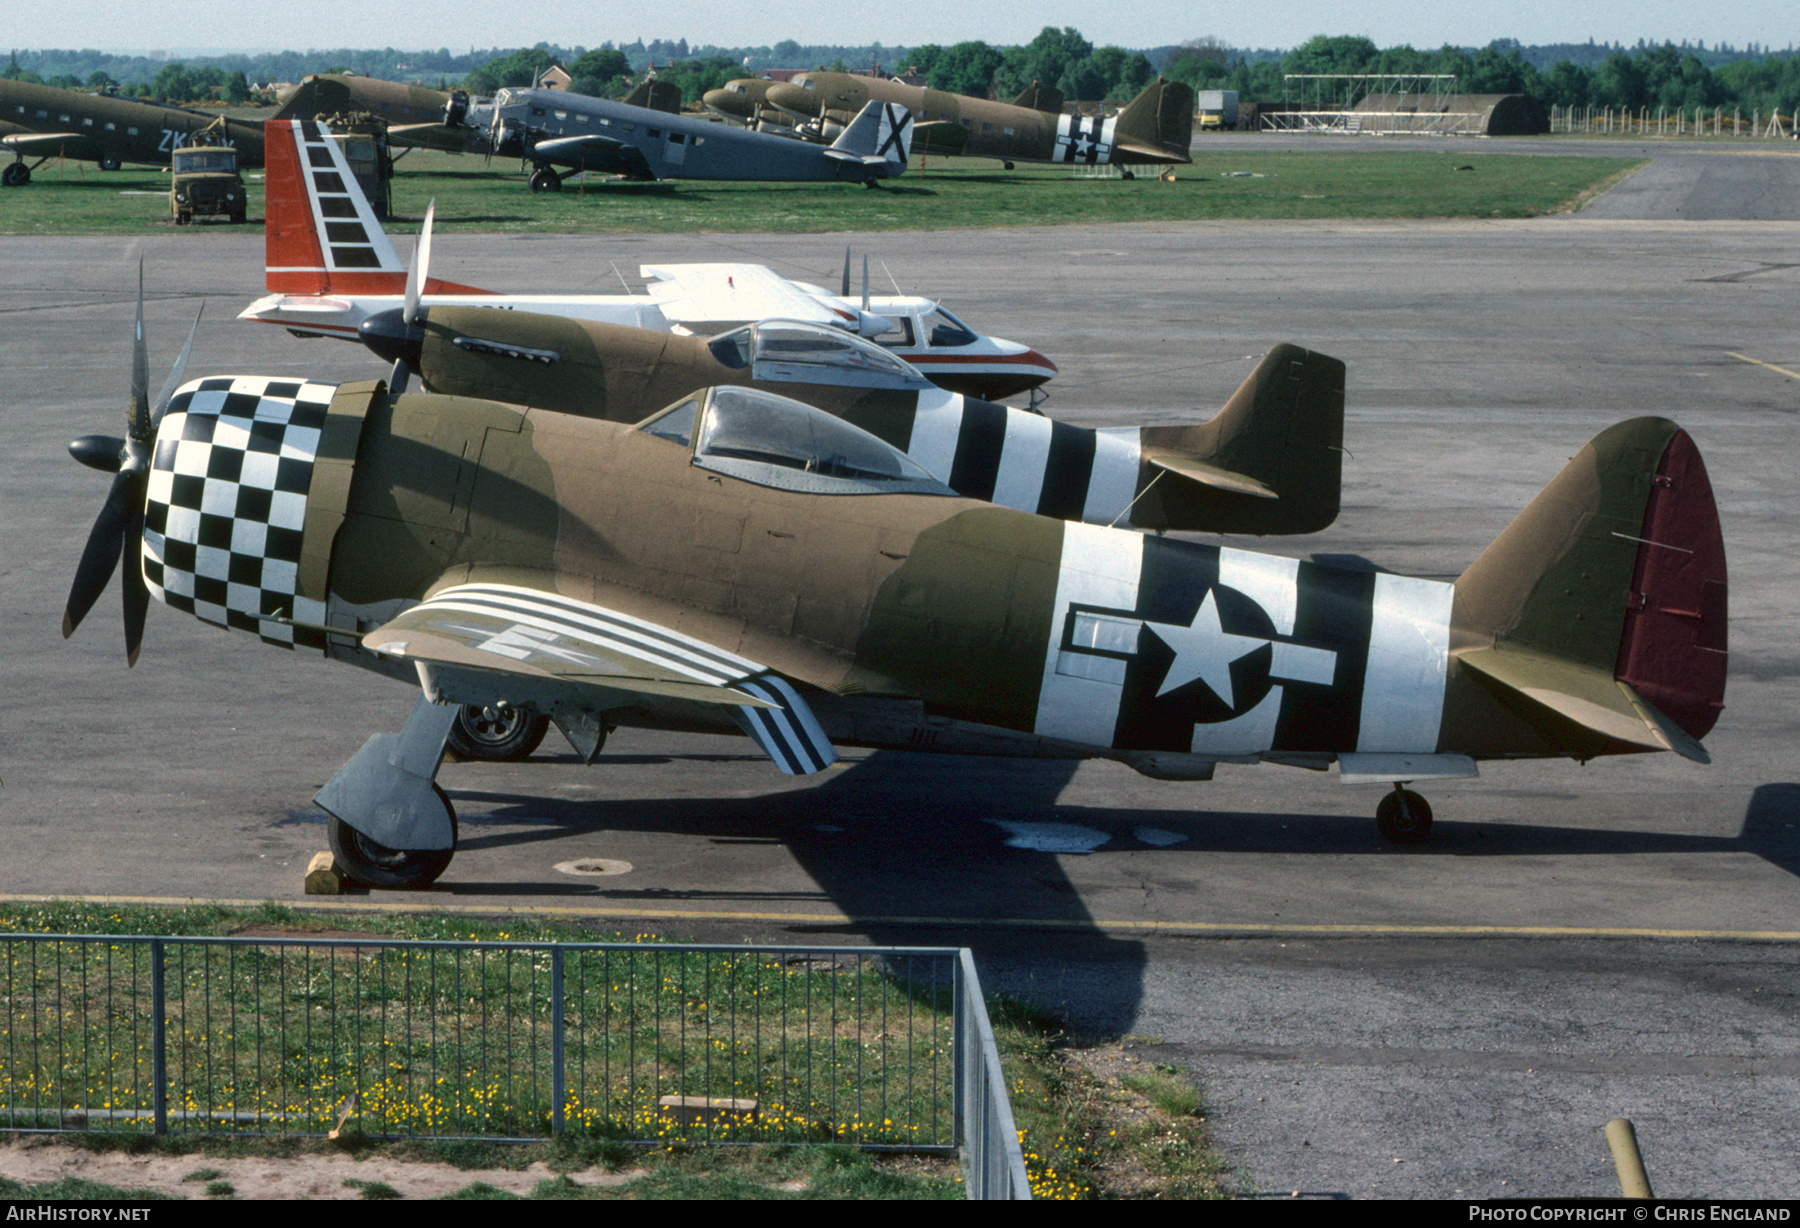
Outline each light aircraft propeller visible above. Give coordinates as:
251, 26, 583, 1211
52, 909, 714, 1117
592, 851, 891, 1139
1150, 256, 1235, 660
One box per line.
357, 200, 436, 388
63, 262, 201, 665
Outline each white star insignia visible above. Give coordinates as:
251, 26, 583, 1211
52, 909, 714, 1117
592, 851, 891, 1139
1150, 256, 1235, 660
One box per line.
1142, 589, 1270, 707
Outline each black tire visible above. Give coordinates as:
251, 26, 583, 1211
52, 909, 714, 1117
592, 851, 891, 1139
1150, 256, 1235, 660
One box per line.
98, 155, 121, 172
446, 703, 549, 762
1003, 160, 1015, 170
230, 208, 246, 225
176, 211, 190, 226
1376, 789, 1433, 845
529, 167, 561, 192
1121, 169, 1136, 180
327, 785, 456, 889
2, 163, 29, 187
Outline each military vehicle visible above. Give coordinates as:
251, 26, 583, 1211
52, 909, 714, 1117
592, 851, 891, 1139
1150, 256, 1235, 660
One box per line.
63, 281, 1726, 886
2, 78, 264, 184
169, 141, 246, 224
710, 72, 1194, 173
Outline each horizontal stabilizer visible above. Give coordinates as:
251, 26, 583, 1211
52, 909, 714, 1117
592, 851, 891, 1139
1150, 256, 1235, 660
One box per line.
1457, 644, 1709, 763
1147, 453, 1277, 500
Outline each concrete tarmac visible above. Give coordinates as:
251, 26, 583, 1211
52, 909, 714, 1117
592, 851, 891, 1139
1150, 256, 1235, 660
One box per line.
2, 155, 1798, 1196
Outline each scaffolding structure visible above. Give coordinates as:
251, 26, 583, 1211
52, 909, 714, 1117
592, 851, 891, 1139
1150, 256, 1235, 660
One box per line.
1264, 74, 1475, 134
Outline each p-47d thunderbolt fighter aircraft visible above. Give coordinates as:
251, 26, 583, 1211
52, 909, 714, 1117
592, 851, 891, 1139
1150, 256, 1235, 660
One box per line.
65, 288, 1726, 888
458, 87, 912, 191
240, 120, 1050, 399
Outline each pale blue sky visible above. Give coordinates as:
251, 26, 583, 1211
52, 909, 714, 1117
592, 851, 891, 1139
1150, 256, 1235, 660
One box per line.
9, 0, 1795, 56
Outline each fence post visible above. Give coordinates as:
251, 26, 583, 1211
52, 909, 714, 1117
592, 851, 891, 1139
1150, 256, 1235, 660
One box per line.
150, 939, 167, 1136
550, 946, 565, 1137
952, 952, 966, 1150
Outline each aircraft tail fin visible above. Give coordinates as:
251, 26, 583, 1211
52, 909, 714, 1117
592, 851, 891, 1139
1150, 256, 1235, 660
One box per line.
1008, 80, 1065, 115
1112, 77, 1195, 163
263, 119, 490, 298
827, 101, 913, 174
1452, 418, 1727, 758
1132, 344, 1344, 534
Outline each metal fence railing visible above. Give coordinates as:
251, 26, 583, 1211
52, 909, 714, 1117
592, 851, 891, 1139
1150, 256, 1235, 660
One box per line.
0, 935, 1008, 1171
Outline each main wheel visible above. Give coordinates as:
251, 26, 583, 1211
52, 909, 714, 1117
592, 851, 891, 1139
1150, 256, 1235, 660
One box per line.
98, 155, 121, 171
2, 163, 30, 187
1121, 169, 1136, 180
1376, 789, 1433, 845
327, 785, 457, 889
446, 703, 550, 761
529, 167, 562, 192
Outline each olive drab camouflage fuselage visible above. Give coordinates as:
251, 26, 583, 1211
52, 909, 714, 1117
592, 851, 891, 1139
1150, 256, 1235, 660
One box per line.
1, 79, 264, 182
140, 376, 1725, 787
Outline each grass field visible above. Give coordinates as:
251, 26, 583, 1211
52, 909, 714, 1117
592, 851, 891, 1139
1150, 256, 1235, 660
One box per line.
0, 148, 1644, 236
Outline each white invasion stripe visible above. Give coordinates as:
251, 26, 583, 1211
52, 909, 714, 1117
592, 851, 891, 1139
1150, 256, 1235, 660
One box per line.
903, 390, 964, 483
1220, 549, 1299, 636
424, 585, 763, 683
736, 675, 835, 774
1034, 522, 1142, 745
444, 584, 762, 674
989, 409, 1054, 513
1189, 687, 1282, 755
1096, 116, 1119, 161
419, 598, 731, 684
1081, 430, 1142, 526
1356, 573, 1454, 753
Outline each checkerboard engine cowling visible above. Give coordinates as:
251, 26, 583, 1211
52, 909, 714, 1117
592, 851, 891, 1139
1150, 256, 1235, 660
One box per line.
144, 376, 336, 651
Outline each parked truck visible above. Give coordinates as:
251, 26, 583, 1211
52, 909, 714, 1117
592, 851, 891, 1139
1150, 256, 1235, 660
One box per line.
1196, 90, 1240, 130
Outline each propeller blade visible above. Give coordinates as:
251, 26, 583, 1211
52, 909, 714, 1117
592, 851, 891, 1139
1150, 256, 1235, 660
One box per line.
414, 199, 436, 319
861, 254, 871, 316
150, 302, 204, 432
127, 260, 150, 442
840, 247, 851, 298
122, 499, 148, 667
63, 470, 135, 638
388, 356, 410, 395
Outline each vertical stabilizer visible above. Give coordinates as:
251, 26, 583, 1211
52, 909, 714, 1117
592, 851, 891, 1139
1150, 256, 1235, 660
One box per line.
1112, 78, 1195, 163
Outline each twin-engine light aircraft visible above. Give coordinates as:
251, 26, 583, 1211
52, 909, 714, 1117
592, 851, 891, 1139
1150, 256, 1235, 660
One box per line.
240, 120, 1050, 399
707, 73, 1194, 175
64, 285, 1727, 888
2, 79, 264, 185
456, 86, 913, 190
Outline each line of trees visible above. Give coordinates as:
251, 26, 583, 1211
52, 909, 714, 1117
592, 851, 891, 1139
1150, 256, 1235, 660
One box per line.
1161, 35, 1800, 116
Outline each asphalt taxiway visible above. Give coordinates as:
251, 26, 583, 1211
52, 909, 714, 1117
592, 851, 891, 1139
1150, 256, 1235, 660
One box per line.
2, 150, 1797, 1195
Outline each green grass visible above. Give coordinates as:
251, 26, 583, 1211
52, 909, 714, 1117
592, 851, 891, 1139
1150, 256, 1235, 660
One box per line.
0, 147, 1643, 236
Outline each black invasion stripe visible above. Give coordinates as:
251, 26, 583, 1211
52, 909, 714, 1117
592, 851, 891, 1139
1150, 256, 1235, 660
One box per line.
445, 587, 754, 680
947, 400, 1008, 503
739, 680, 828, 773
1274, 562, 1377, 753
737, 688, 804, 773
1036, 421, 1096, 521
760, 676, 832, 769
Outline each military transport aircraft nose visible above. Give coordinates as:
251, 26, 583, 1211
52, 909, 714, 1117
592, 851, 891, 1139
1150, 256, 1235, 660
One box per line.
358, 306, 424, 373
764, 83, 820, 117
702, 88, 753, 118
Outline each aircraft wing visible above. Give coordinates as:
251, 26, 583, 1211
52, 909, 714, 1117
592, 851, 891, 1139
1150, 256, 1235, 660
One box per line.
640, 263, 857, 330
2, 130, 106, 160
363, 576, 837, 774
529, 133, 655, 179
386, 122, 480, 153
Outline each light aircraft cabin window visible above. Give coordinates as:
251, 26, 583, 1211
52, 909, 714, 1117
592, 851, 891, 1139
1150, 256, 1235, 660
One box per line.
869, 317, 915, 349
687, 387, 950, 496
923, 308, 977, 348
554, 110, 568, 120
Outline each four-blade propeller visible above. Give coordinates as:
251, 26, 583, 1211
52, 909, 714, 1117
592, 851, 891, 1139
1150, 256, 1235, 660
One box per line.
356, 200, 436, 389
64, 261, 201, 666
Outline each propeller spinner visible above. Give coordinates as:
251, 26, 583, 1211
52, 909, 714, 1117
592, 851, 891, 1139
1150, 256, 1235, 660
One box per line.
356, 200, 436, 388
64, 263, 201, 665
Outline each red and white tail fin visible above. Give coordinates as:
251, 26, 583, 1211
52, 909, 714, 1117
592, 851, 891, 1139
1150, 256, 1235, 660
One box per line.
263, 119, 490, 297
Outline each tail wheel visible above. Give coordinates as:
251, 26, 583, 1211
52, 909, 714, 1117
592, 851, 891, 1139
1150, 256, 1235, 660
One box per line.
328, 785, 456, 889
1376, 789, 1433, 845
446, 703, 549, 762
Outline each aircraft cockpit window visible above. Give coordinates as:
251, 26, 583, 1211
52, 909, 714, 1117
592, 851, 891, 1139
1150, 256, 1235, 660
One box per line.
691, 387, 950, 496
749, 320, 929, 391
868, 317, 915, 349
707, 328, 752, 369
924, 308, 977, 348
638, 398, 699, 448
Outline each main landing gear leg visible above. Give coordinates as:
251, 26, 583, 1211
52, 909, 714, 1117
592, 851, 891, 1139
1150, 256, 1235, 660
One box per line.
315, 695, 460, 888
1375, 782, 1433, 845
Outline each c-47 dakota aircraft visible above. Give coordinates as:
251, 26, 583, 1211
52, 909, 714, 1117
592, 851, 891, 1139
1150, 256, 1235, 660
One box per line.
710, 73, 1194, 175
64, 287, 1726, 888
2, 79, 264, 185
241, 119, 1052, 399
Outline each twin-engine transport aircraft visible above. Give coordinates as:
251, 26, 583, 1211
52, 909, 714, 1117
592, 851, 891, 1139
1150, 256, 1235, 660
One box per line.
708, 73, 1194, 174
240, 119, 1054, 398
64, 288, 1727, 888
458, 87, 913, 190
2, 79, 264, 185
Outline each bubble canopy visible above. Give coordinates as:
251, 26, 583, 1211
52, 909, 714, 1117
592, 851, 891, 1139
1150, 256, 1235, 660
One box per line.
637, 386, 955, 497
